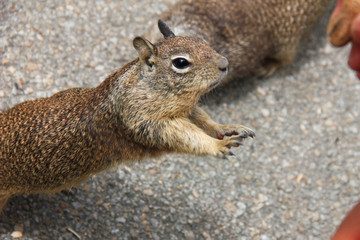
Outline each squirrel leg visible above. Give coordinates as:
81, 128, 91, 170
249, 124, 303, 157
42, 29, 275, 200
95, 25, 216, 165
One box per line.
0, 195, 9, 212
146, 117, 244, 158
188, 106, 255, 140
256, 58, 282, 78
256, 42, 299, 78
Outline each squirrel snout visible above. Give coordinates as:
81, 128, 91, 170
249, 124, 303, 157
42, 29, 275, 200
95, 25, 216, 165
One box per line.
218, 57, 229, 72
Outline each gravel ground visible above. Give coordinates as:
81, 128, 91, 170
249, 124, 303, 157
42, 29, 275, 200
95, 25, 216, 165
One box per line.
1, 1, 359, 239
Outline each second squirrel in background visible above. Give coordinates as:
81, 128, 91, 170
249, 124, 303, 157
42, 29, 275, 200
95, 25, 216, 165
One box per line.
151, 0, 334, 83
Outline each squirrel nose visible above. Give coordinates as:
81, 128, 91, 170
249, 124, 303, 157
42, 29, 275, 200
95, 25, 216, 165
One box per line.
218, 57, 229, 72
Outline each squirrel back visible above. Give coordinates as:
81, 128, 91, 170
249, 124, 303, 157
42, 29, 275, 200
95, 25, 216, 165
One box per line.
153, 0, 334, 82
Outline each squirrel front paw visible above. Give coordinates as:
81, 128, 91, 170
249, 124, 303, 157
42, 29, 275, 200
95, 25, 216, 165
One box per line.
214, 135, 246, 158
215, 124, 255, 140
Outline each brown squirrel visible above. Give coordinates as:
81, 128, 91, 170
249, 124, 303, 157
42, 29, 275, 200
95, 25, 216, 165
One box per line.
0, 20, 254, 211
150, 0, 334, 83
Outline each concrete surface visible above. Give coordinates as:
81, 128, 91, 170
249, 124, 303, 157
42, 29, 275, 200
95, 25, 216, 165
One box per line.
0, 0, 359, 239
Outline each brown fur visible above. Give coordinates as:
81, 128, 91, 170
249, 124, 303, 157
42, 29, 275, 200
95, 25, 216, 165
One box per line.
151, 0, 334, 82
0, 22, 254, 211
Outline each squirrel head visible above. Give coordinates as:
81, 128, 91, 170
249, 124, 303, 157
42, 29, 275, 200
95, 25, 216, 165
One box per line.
132, 20, 229, 96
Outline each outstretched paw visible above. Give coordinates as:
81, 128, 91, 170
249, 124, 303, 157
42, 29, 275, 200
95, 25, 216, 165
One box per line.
216, 135, 246, 158
216, 124, 255, 140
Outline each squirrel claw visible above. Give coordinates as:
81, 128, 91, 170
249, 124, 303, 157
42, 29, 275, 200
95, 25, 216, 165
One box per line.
219, 149, 236, 159
217, 125, 255, 139
246, 129, 256, 138
238, 128, 256, 139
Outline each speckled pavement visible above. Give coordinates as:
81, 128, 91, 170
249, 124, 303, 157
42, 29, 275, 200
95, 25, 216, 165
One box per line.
1, 1, 359, 239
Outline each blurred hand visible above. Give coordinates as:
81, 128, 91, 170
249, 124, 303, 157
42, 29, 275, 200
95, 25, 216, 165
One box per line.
328, 0, 360, 79
332, 202, 360, 240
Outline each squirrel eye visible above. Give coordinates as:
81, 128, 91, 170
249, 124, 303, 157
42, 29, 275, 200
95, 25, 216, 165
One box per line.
172, 58, 191, 70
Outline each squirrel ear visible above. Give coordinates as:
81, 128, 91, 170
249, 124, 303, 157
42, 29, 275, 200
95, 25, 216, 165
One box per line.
133, 37, 157, 67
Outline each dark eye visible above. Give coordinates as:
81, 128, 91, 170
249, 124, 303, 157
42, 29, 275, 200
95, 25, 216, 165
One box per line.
172, 58, 191, 69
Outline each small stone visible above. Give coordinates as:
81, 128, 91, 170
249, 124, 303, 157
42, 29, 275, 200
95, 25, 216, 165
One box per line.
261, 234, 270, 240
324, 119, 333, 127
224, 201, 237, 214
11, 231, 23, 238
257, 193, 268, 203
298, 226, 305, 233
95, 65, 105, 71
25, 87, 34, 94
60, 202, 69, 209
150, 218, 159, 227
314, 149, 321, 157
202, 232, 212, 240
24, 40, 33, 48
133, 215, 140, 223
261, 108, 270, 117
183, 229, 195, 239
251, 203, 264, 212
2, 59, 10, 65
0, 37, 9, 49
300, 124, 307, 134
70, 210, 79, 216
43, 78, 54, 86
256, 86, 266, 96
175, 223, 182, 232
26, 62, 39, 71
234, 202, 246, 217
312, 124, 322, 134
7, 66, 16, 74
115, 217, 126, 224
143, 189, 154, 196
72, 202, 83, 209
191, 189, 199, 198
296, 173, 303, 184
129, 229, 138, 237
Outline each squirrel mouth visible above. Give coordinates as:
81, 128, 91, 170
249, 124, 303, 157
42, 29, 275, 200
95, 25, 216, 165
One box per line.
209, 71, 227, 89
209, 79, 222, 89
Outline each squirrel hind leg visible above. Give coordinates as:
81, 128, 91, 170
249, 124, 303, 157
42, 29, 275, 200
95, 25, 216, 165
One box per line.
256, 45, 299, 78
0, 195, 10, 212
256, 58, 282, 78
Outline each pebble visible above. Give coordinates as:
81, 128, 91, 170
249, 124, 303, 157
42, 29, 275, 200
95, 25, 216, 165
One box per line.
116, 217, 126, 224
256, 86, 266, 96
143, 189, 154, 196
191, 189, 199, 198
261, 108, 270, 117
150, 218, 159, 227
183, 229, 195, 240
7, 66, 16, 75
26, 62, 39, 71
2, 59, 10, 65
225, 200, 237, 214
10, 231, 23, 239
234, 202, 246, 217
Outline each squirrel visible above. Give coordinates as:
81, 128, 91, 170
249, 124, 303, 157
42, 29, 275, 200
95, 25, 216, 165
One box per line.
150, 0, 334, 83
0, 20, 254, 211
